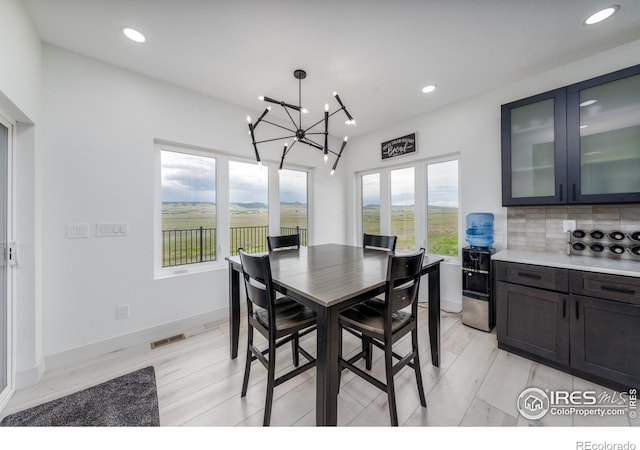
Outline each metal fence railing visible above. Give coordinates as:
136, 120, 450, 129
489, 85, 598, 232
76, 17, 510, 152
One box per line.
162, 227, 216, 267
163, 226, 308, 265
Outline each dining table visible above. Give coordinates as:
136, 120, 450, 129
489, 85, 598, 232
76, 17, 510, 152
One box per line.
225, 243, 443, 426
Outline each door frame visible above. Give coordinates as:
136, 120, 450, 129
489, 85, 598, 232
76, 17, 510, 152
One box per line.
0, 109, 15, 411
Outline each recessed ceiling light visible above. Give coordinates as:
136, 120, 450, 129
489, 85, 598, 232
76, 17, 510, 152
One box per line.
422, 85, 436, 94
580, 99, 598, 107
584, 5, 619, 25
122, 27, 146, 43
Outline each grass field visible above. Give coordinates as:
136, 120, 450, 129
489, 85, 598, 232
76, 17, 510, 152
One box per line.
161, 202, 457, 266
161, 202, 307, 264
364, 205, 458, 255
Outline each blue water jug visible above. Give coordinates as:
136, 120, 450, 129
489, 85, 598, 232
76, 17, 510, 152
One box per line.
466, 212, 494, 248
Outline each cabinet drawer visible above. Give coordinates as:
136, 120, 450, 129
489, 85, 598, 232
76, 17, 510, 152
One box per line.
496, 262, 568, 292
569, 271, 640, 305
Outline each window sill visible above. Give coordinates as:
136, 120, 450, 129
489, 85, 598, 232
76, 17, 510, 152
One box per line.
154, 259, 228, 280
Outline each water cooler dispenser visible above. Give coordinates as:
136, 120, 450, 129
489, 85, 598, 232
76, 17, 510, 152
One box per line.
462, 213, 496, 332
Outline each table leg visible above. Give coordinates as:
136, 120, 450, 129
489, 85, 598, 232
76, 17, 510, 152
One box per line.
428, 265, 441, 367
315, 306, 340, 426
228, 262, 240, 359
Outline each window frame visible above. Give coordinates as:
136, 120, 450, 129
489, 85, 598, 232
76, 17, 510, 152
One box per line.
356, 154, 460, 262
154, 141, 313, 279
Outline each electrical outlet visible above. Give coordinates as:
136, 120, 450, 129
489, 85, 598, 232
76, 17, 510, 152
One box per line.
116, 304, 130, 320
563, 220, 577, 232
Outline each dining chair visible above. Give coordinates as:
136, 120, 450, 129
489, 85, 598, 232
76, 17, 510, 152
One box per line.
238, 249, 317, 426
265, 233, 310, 365
363, 233, 397, 252
267, 233, 300, 251
338, 248, 426, 426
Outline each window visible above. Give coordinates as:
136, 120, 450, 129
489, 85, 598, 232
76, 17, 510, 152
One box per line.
279, 169, 308, 245
427, 160, 459, 256
391, 167, 415, 251
358, 157, 459, 258
362, 173, 381, 235
229, 161, 268, 255
160, 150, 216, 267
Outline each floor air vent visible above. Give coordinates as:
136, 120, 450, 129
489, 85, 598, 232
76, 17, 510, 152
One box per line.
150, 333, 186, 349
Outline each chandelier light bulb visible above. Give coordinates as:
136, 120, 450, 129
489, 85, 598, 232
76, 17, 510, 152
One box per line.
330, 169, 335, 176
324, 154, 328, 162
246, 115, 251, 123
258, 96, 265, 101
325, 103, 329, 112
344, 136, 348, 142
301, 108, 308, 114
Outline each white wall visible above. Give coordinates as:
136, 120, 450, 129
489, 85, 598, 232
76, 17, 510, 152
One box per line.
345, 38, 640, 313
0, 0, 42, 387
37, 45, 347, 373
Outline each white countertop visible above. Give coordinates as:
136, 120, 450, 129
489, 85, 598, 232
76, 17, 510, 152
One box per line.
493, 249, 640, 278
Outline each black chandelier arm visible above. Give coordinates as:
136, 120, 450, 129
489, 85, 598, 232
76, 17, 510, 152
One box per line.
302, 109, 344, 133
254, 134, 297, 145
300, 138, 340, 157
261, 119, 297, 134
262, 96, 301, 112
283, 106, 299, 130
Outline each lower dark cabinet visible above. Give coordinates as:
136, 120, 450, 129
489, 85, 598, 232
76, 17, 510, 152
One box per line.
571, 295, 640, 389
496, 281, 569, 366
495, 261, 640, 391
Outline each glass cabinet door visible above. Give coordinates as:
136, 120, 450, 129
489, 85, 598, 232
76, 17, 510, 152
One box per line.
501, 88, 567, 206
567, 65, 640, 203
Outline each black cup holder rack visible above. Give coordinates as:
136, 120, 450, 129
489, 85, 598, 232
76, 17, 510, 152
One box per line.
568, 229, 640, 259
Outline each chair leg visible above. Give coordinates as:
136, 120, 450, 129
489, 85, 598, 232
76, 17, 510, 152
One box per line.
384, 346, 398, 426
291, 332, 300, 367
241, 326, 253, 397
363, 336, 373, 370
412, 331, 427, 407
263, 343, 277, 426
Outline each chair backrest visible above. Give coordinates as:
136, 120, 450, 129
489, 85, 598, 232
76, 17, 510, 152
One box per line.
268, 234, 300, 251
363, 233, 397, 252
384, 248, 425, 314
239, 249, 276, 315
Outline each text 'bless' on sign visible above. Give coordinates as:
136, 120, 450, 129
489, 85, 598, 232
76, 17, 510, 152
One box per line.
381, 133, 416, 160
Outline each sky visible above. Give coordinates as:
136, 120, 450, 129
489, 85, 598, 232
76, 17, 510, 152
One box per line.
362, 160, 459, 208
161, 151, 307, 204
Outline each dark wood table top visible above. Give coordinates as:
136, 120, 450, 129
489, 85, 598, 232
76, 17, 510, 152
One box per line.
226, 243, 443, 307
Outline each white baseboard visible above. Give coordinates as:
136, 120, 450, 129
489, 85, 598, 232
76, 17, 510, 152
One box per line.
441, 296, 462, 314
43, 307, 228, 375
14, 358, 44, 390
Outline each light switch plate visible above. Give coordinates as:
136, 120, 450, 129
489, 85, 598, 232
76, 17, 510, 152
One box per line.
96, 223, 128, 237
67, 223, 89, 238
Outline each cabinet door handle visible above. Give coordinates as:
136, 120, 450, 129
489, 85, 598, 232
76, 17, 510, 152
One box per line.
562, 299, 566, 318
559, 184, 563, 202
517, 272, 542, 280
600, 285, 636, 296
572, 183, 577, 202
575, 301, 579, 320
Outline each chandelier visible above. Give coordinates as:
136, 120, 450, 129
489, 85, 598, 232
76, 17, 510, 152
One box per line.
247, 69, 355, 175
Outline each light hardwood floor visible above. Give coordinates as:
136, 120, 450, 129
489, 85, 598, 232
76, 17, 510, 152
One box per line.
1, 308, 635, 427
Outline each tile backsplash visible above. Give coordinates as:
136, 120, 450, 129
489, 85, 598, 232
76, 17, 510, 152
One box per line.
507, 205, 640, 254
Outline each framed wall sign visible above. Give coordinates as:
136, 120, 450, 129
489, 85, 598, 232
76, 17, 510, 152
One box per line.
381, 133, 416, 160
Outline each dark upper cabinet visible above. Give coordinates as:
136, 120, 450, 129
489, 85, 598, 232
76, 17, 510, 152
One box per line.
501, 64, 640, 206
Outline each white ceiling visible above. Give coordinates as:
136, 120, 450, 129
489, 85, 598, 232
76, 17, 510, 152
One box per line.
22, 0, 640, 138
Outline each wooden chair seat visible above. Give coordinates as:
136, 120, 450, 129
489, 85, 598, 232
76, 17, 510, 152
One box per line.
254, 298, 316, 335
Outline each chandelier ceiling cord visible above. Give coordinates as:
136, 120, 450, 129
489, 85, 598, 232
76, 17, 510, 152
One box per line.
247, 69, 355, 175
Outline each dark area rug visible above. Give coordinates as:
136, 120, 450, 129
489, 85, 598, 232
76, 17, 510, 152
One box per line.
0, 366, 160, 427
